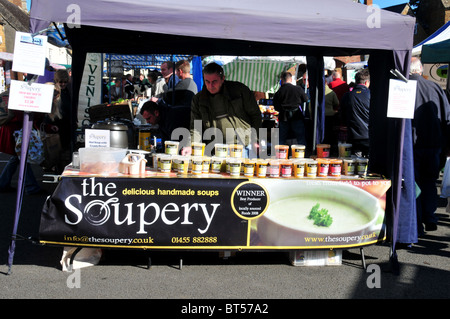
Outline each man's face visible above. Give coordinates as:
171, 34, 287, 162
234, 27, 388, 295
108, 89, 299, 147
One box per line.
161, 63, 172, 79
204, 73, 224, 95
56, 79, 68, 90
142, 110, 158, 125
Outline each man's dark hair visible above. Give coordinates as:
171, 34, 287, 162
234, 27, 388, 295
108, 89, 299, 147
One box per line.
140, 100, 160, 115
162, 61, 174, 69
355, 69, 370, 84
280, 71, 293, 82
203, 62, 224, 78
147, 72, 158, 82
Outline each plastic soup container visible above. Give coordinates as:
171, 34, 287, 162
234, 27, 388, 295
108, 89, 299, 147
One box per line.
338, 143, 352, 158
202, 156, 211, 174
210, 156, 223, 173
191, 142, 205, 156
343, 158, 356, 176
280, 160, 292, 177
243, 159, 256, 177
228, 158, 242, 177
305, 159, 318, 178
165, 141, 179, 155
292, 159, 306, 178
316, 144, 331, 158
229, 144, 244, 158
317, 158, 330, 177
191, 156, 204, 175
159, 154, 172, 173
256, 160, 268, 178
268, 160, 281, 178
357, 158, 369, 176
275, 145, 289, 159
214, 144, 228, 158
177, 156, 190, 175
329, 158, 342, 177
291, 145, 306, 158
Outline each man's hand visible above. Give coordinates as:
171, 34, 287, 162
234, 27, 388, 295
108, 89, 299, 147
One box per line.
181, 146, 192, 156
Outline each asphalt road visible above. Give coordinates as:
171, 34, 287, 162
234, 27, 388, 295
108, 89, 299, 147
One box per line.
0, 152, 449, 305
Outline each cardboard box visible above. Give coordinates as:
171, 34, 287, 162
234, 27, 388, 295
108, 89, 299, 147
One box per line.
289, 249, 342, 266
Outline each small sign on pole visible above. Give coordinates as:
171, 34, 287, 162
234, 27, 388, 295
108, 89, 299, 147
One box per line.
8, 80, 54, 113
387, 79, 417, 119
12, 32, 47, 76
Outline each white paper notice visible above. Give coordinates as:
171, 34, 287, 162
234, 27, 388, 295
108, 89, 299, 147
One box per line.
12, 32, 47, 76
8, 80, 54, 113
387, 79, 417, 119
84, 129, 111, 148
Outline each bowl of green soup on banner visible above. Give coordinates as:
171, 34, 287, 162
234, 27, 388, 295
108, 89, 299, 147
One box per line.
253, 180, 384, 247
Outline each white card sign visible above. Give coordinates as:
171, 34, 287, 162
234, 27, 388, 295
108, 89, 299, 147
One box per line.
84, 129, 111, 148
12, 32, 47, 76
387, 79, 417, 119
8, 80, 54, 113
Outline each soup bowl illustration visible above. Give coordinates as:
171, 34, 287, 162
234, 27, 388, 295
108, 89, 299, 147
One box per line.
253, 179, 384, 247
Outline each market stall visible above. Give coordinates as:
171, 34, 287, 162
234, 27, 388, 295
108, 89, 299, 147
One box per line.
27, 0, 416, 272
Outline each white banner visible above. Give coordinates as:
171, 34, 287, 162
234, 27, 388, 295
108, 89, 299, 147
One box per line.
78, 53, 102, 127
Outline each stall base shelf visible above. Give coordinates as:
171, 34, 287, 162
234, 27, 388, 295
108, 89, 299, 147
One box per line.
67, 247, 368, 270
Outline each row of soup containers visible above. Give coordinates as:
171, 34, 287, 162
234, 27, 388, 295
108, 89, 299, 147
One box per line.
164, 141, 353, 159
153, 153, 368, 178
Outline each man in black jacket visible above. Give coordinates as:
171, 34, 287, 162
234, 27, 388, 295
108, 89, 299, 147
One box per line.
340, 69, 370, 157
410, 57, 450, 234
273, 71, 309, 145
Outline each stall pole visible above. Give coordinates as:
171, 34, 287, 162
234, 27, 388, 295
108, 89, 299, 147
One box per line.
108, 54, 112, 104
312, 87, 318, 151
7, 112, 33, 275
389, 68, 409, 275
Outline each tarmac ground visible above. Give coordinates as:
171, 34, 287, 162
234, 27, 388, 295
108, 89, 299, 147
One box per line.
0, 152, 449, 305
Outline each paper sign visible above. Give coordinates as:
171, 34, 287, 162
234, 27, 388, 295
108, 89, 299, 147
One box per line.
84, 129, 110, 148
387, 79, 417, 119
12, 32, 47, 76
8, 80, 54, 113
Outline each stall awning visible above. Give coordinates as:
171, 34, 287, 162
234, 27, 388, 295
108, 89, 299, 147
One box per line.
412, 21, 450, 57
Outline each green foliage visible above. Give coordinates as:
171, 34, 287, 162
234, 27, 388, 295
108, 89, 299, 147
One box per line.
308, 203, 333, 227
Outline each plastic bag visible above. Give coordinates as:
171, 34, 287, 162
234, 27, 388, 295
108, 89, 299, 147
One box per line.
14, 128, 44, 164
441, 157, 450, 198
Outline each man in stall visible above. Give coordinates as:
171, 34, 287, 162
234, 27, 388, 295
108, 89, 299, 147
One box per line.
181, 62, 261, 157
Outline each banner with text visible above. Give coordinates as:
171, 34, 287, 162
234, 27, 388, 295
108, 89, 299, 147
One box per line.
78, 52, 102, 127
39, 177, 390, 249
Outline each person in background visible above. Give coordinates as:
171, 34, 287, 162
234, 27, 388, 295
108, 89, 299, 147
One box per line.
53, 69, 74, 173
175, 60, 198, 94
0, 91, 41, 195
410, 57, 450, 234
161, 61, 180, 92
123, 74, 135, 99
109, 77, 124, 101
161, 59, 199, 107
340, 68, 370, 157
148, 71, 165, 99
0, 85, 61, 194
182, 62, 261, 157
273, 71, 309, 146
140, 100, 190, 144
328, 70, 350, 104
323, 84, 339, 146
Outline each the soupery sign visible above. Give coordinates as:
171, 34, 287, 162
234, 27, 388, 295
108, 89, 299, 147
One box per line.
8, 80, 54, 113
39, 177, 390, 249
